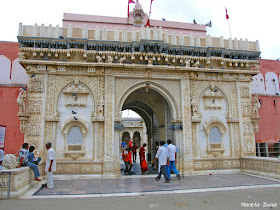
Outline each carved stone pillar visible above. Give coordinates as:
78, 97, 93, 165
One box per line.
103, 69, 118, 174
181, 74, 194, 173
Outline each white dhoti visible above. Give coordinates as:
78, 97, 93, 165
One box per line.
47, 171, 54, 188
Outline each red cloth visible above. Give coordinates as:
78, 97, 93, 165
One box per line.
225, 7, 229, 20
139, 147, 145, 161
128, 0, 135, 3
146, 19, 150, 27
141, 159, 148, 172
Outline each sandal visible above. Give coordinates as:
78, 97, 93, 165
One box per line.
164, 180, 170, 183
155, 178, 160, 181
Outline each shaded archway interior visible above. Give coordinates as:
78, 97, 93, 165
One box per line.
122, 87, 174, 161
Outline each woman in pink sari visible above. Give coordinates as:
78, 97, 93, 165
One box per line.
139, 143, 148, 174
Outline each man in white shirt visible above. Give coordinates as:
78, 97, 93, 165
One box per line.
166, 139, 181, 180
152, 141, 170, 183
0, 149, 4, 170
45, 142, 56, 189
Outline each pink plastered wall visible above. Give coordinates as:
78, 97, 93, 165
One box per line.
63, 13, 207, 37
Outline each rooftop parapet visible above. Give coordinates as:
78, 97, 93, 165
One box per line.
18, 23, 260, 53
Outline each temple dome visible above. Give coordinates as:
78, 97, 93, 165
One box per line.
133, 0, 143, 12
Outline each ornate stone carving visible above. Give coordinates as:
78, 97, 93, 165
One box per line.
63, 79, 89, 107
17, 113, 30, 133
106, 55, 113, 63
240, 86, 250, 99
241, 102, 252, 117
61, 116, 88, 159
30, 77, 43, 93
97, 97, 104, 117
203, 86, 223, 110
27, 123, 41, 136
203, 117, 226, 157
17, 88, 27, 113
191, 99, 201, 122
28, 99, 42, 114
252, 95, 261, 116
3, 154, 19, 169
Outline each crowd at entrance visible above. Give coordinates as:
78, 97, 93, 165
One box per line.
121, 139, 181, 183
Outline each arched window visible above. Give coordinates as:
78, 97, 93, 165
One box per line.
209, 127, 222, 144
122, 132, 131, 143
67, 126, 83, 145
61, 118, 88, 157
133, 131, 141, 146
204, 118, 227, 155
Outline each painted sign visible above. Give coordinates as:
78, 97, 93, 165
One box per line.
0, 125, 6, 149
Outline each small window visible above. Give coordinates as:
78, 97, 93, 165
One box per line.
209, 127, 222, 144
67, 126, 83, 145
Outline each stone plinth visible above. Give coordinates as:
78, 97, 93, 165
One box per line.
0, 167, 38, 199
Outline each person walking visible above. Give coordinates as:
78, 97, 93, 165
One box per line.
166, 139, 181, 180
45, 142, 56, 188
139, 143, 148, 174
17, 143, 41, 181
132, 143, 138, 163
152, 141, 170, 183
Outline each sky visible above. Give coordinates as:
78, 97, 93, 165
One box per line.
1, 0, 279, 60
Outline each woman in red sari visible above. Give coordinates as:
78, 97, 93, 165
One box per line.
139, 143, 148, 174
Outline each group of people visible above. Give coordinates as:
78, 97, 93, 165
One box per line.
153, 139, 181, 183
121, 139, 181, 182
121, 140, 148, 175
16, 142, 56, 189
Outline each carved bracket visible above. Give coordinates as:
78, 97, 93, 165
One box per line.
17, 113, 30, 133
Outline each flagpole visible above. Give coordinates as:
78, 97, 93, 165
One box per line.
149, 0, 152, 19
225, 7, 232, 39
227, 19, 232, 39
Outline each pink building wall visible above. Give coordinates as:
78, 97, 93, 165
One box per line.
252, 59, 280, 145
0, 42, 28, 154
63, 12, 207, 37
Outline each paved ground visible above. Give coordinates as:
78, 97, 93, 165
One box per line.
1, 172, 280, 210
1, 187, 280, 210
32, 173, 280, 196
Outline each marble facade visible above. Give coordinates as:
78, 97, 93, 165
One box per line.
16, 21, 261, 175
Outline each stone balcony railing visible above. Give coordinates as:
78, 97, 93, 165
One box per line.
18, 23, 260, 53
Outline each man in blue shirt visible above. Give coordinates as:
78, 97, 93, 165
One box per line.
28, 146, 41, 165
166, 139, 181, 180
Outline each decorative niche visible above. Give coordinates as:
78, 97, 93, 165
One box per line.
203, 87, 223, 110
61, 116, 88, 160
63, 79, 89, 107
204, 117, 227, 157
